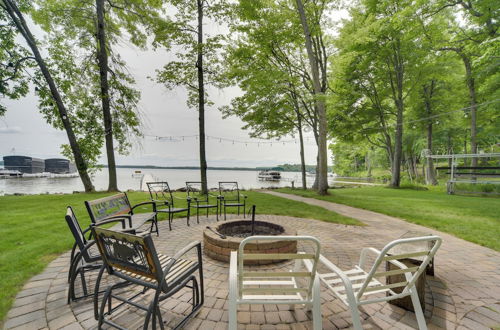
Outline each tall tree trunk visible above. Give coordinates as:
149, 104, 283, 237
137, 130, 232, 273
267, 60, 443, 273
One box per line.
2, 0, 94, 192
96, 0, 117, 191
447, 132, 453, 168
423, 82, 437, 185
295, 0, 328, 195
389, 40, 404, 188
297, 115, 307, 189
196, 0, 208, 195
460, 53, 478, 166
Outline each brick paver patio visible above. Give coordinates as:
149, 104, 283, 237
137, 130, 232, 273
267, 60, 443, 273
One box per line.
3, 191, 500, 329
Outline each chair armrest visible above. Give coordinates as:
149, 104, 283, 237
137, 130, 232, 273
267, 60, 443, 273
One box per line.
359, 247, 382, 269
100, 215, 132, 229
162, 241, 202, 274
81, 239, 97, 254
152, 199, 169, 206
317, 254, 357, 300
229, 251, 238, 300
359, 247, 408, 270
131, 201, 157, 213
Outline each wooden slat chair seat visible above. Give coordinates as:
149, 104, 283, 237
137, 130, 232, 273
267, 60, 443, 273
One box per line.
120, 254, 197, 285
218, 181, 247, 220
92, 227, 204, 330
85, 192, 158, 235
229, 236, 322, 330
304, 236, 442, 330
186, 181, 219, 223
147, 182, 190, 231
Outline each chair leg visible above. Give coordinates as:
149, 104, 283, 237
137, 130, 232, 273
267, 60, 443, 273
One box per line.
94, 265, 106, 320
98, 286, 113, 329
216, 204, 219, 221
168, 213, 172, 231
145, 289, 162, 330
228, 291, 237, 330
196, 208, 200, 224
68, 253, 83, 303
80, 268, 88, 296
224, 205, 227, 220
410, 288, 428, 330
312, 276, 322, 330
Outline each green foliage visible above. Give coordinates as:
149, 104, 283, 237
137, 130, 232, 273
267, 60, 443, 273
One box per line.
0, 2, 33, 115
153, 0, 225, 109
328, 0, 499, 178
31, 0, 162, 168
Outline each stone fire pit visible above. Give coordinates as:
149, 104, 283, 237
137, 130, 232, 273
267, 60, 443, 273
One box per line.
203, 220, 297, 264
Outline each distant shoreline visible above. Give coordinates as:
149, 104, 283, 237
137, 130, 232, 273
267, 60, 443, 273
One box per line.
110, 165, 291, 172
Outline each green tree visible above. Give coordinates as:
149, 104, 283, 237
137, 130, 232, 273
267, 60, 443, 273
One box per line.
0, 1, 31, 116
154, 0, 225, 194
33, 0, 161, 191
221, 0, 321, 189
294, 0, 331, 194
1, 0, 95, 191
330, 0, 440, 187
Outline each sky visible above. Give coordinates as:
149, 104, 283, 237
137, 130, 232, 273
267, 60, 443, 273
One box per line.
0, 8, 349, 168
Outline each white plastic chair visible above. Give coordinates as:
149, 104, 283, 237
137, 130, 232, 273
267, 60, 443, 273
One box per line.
304, 236, 441, 330
228, 236, 322, 329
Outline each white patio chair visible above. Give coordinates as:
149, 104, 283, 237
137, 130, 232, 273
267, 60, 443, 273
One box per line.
228, 236, 322, 330
304, 236, 441, 330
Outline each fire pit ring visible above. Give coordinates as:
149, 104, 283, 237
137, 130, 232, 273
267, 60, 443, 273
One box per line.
203, 220, 297, 264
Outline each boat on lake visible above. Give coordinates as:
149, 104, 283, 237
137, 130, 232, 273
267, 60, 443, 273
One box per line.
258, 170, 281, 181
0, 169, 23, 178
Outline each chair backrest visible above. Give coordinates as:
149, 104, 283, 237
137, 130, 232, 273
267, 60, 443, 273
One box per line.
186, 181, 209, 203
92, 227, 164, 283
147, 182, 174, 206
237, 236, 321, 302
65, 206, 91, 261
357, 236, 441, 301
85, 193, 131, 224
219, 181, 240, 202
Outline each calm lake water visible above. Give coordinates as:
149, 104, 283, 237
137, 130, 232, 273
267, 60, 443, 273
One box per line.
0, 168, 317, 195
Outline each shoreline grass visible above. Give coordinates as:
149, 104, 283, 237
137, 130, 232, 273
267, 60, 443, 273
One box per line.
0, 190, 357, 322
278, 186, 500, 251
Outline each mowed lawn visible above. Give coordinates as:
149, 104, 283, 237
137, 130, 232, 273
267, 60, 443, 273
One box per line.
0, 190, 358, 323
279, 186, 500, 251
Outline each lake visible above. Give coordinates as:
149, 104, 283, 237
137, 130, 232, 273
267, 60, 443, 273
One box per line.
0, 168, 318, 195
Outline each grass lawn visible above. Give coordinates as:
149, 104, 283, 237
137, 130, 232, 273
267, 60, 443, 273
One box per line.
279, 186, 500, 251
0, 190, 358, 323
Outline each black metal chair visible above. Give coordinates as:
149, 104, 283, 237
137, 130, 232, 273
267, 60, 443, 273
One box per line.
147, 182, 190, 231
218, 181, 247, 220
91, 227, 204, 330
65, 206, 127, 303
186, 181, 219, 223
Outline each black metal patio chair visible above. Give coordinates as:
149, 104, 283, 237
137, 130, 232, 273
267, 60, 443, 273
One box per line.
147, 182, 190, 231
91, 227, 204, 330
65, 206, 128, 303
218, 181, 247, 220
186, 181, 219, 223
